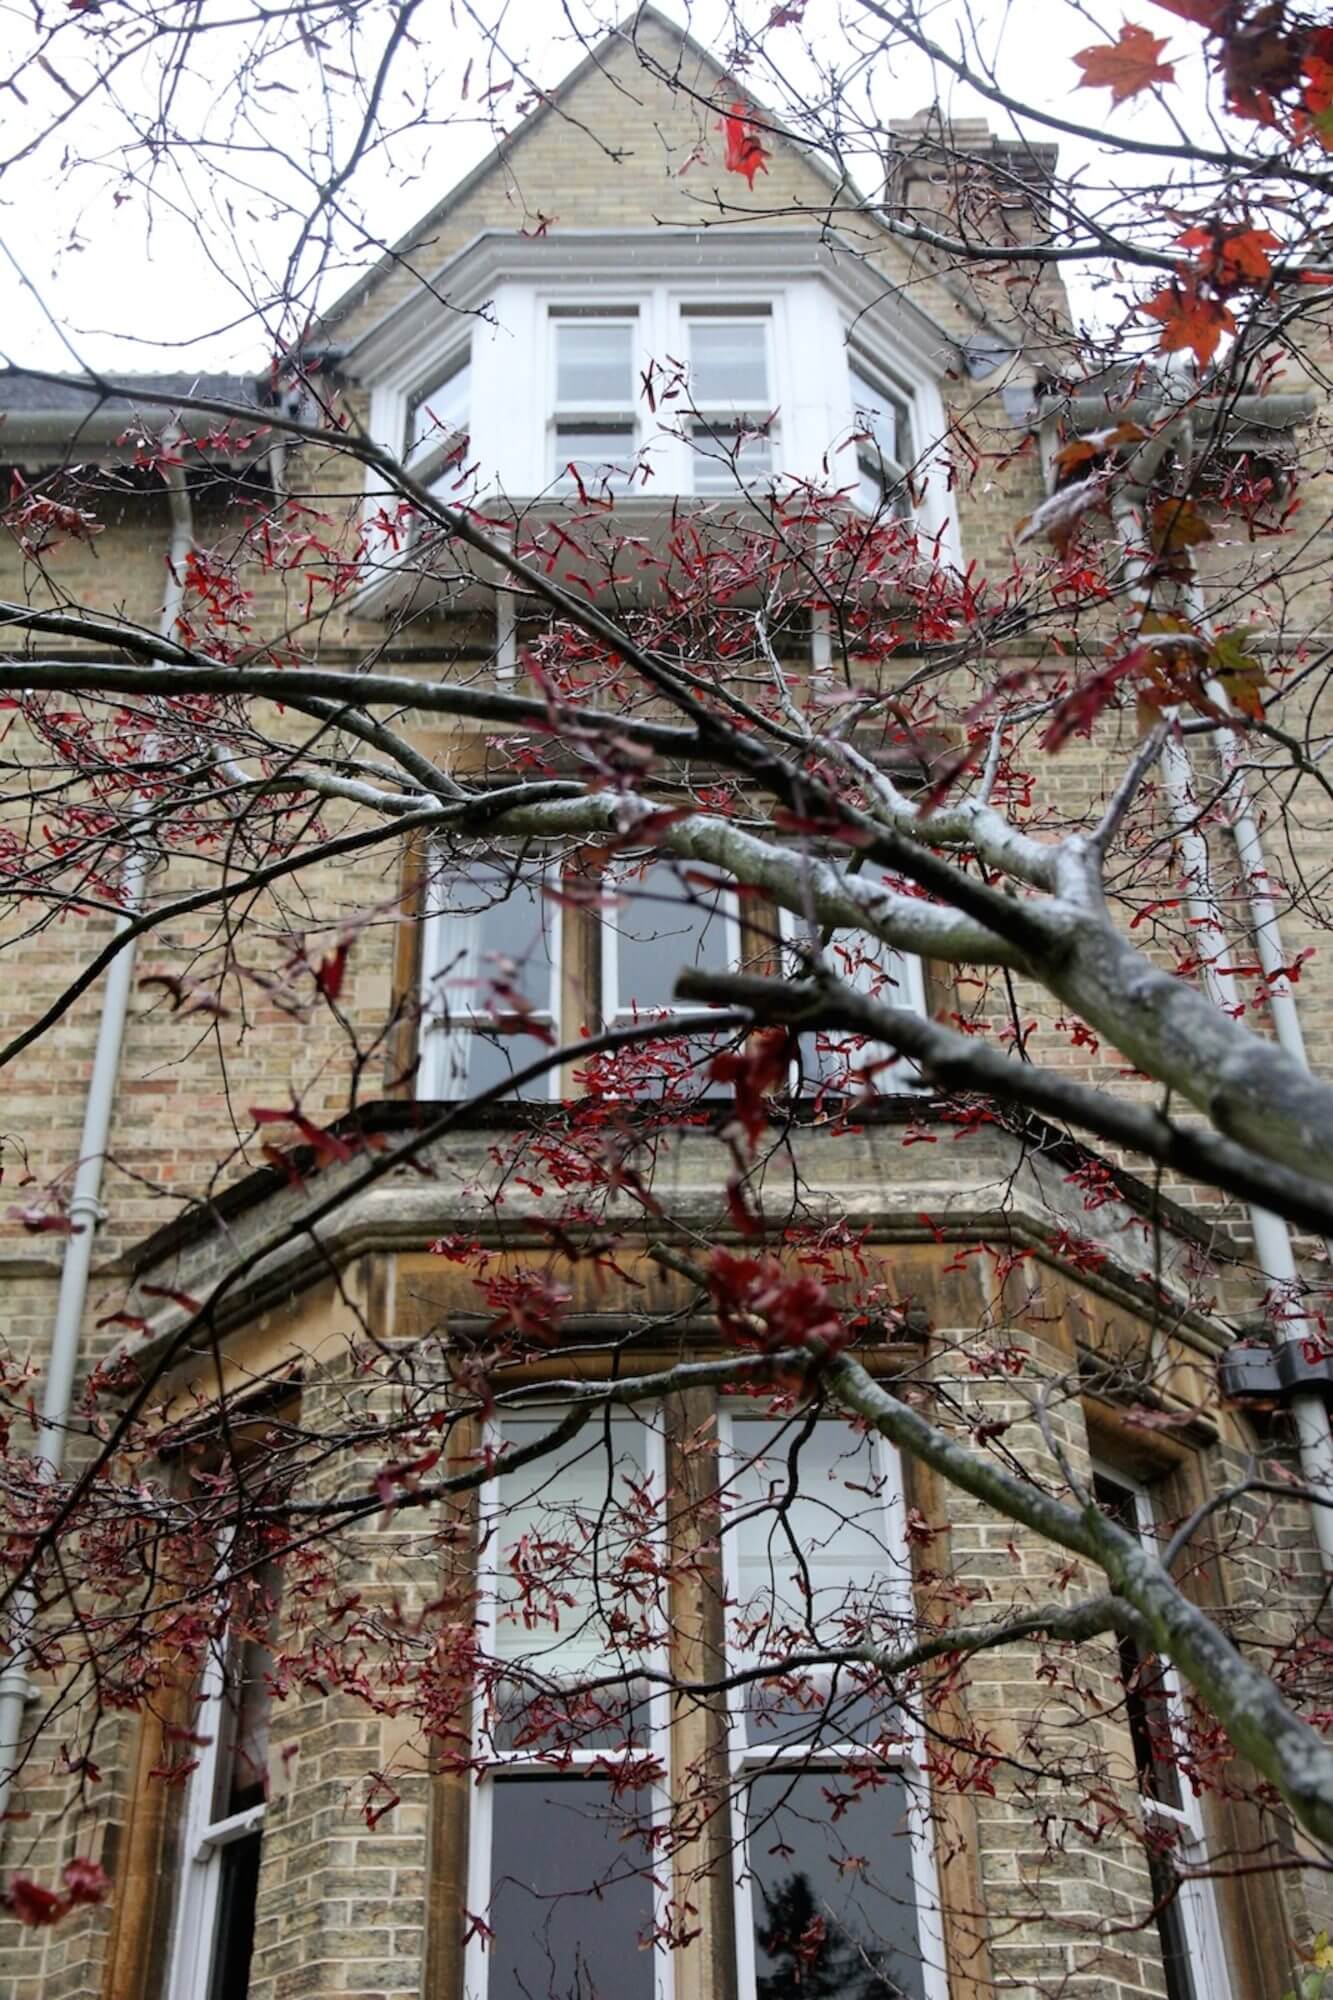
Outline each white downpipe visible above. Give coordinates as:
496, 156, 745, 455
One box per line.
1113, 491, 1333, 1573
0, 438, 193, 1834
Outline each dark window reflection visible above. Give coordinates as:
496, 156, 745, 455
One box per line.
744, 1772, 926, 2000
206, 1830, 262, 2000
488, 1777, 655, 1999
1147, 1846, 1199, 2000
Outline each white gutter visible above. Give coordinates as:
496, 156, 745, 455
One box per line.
0, 435, 193, 1834
1112, 487, 1333, 1574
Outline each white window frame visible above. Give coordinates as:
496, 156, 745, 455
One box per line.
464, 1409, 674, 2000
718, 1406, 948, 2000
600, 858, 742, 1032
1093, 1464, 1234, 2000
548, 307, 642, 494
164, 1552, 270, 2000
419, 856, 565, 1103
779, 899, 929, 1097
682, 307, 778, 496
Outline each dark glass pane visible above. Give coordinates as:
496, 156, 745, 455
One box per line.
206, 1831, 262, 2000
488, 1777, 655, 2000
1092, 1474, 1184, 1810
744, 1771, 926, 2000
1148, 1845, 1198, 2000
212, 1557, 281, 1820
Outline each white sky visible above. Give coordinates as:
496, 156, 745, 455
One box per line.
0, 0, 1207, 377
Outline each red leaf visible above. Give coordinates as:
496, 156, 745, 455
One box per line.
1074, 23, 1175, 102
61, 1858, 110, 1907
139, 1283, 202, 1314
6, 1877, 65, 1926
315, 940, 351, 1002
94, 1310, 151, 1335
718, 101, 771, 188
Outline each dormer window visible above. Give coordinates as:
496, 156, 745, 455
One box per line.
849, 359, 914, 518
686, 308, 774, 494
551, 308, 638, 492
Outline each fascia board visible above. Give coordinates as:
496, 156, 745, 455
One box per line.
349, 226, 967, 384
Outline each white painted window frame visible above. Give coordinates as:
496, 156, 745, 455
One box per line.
164, 1557, 268, 2000
463, 1409, 674, 2000
717, 1405, 948, 2000
418, 854, 565, 1103
1093, 1462, 1234, 2000
778, 898, 929, 1097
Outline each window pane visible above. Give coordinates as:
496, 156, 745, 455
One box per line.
608, 861, 734, 1011
691, 423, 773, 494
690, 319, 769, 405
407, 355, 470, 458
1147, 1844, 1199, 2000
205, 1830, 262, 2000
1093, 1473, 1186, 1810
491, 1415, 651, 1686
849, 368, 911, 468
553, 423, 636, 490
485, 1778, 655, 2000
730, 1418, 907, 1680
556, 321, 634, 406
211, 1555, 281, 1822
785, 886, 924, 1096
744, 1771, 926, 2000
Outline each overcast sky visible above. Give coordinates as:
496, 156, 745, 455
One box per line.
0, 0, 1201, 378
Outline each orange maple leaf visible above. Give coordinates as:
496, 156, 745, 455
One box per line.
1141, 280, 1236, 365
1074, 23, 1175, 102
1178, 222, 1280, 287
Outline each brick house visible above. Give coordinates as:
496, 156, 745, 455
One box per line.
0, 7, 1331, 1998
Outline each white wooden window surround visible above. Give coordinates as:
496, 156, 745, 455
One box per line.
720, 1408, 947, 2000
165, 1551, 279, 2000
419, 859, 563, 1102
465, 1411, 672, 2000
1093, 1466, 1234, 2000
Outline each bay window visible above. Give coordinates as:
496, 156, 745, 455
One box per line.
685, 310, 775, 495
551, 309, 639, 492
467, 1411, 670, 2000
1093, 1467, 1234, 2000
722, 1408, 943, 2000
420, 858, 562, 1101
